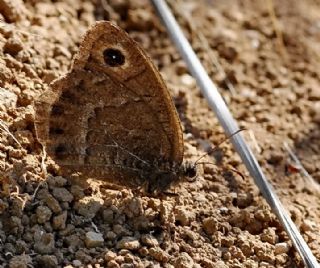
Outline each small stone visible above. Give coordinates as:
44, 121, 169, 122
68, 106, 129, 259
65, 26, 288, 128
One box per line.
229, 246, 245, 261
9, 254, 32, 268
140, 234, 159, 247
0, 87, 17, 109
114, 255, 125, 264
203, 217, 218, 235
260, 228, 277, 244
72, 260, 82, 267
64, 234, 82, 250
85, 231, 104, 248
74, 196, 103, 219
75, 249, 92, 264
113, 224, 130, 236
235, 192, 253, 208
52, 187, 73, 202
35, 255, 58, 268
274, 242, 289, 255
34, 233, 55, 254
52, 211, 67, 230
70, 185, 85, 200
180, 74, 195, 87
102, 208, 114, 223
254, 208, 273, 222
116, 237, 140, 250
41, 191, 62, 214
4, 35, 24, 56
212, 260, 228, 268
107, 260, 120, 268
47, 176, 67, 187
175, 206, 195, 226
267, 151, 284, 165
36, 206, 52, 224
159, 201, 173, 223
301, 219, 316, 232
174, 252, 194, 268
149, 247, 169, 262
309, 86, 320, 101
105, 231, 117, 240
104, 250, 117, 261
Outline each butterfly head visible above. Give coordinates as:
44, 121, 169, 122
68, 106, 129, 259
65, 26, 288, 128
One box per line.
144, 161, 197, 194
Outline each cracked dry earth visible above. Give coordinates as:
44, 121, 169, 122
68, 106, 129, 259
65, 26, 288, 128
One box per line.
0, 0, 320, 267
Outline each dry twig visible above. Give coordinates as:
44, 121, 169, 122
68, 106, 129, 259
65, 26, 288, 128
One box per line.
266, 0, 289, 62
284, 142, 320, 198
0, 119, 22, 147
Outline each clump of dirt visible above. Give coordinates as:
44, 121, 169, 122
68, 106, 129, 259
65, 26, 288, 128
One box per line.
0, 0, 320, 267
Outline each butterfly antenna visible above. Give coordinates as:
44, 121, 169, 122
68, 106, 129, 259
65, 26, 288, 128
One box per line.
194, 128, 245, 165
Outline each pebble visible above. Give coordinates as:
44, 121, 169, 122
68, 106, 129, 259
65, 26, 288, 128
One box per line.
106, 230, 117, 240
4, 35, 24, 56
175, 206, 195, 226
116, 237, 140, 250
102, 208, 114, 223
47, 176, 67, 187
308, 85, 320, 101
9, 255, 32, 268
140, 234, 159, 247
72, 260, 82, 267
180, 74, 196, 87
260, 228, 277, 244
149, 247, 169, 262
34, 233, 55, 254
70, 185, 85, 200
74, 196, 104, 219
52, 187, 73, 203
35, 255, 58, 268
52, 211, 67, 230
174, 252, 194, 268
104, 250, 117, 261
212, 260, 228, 268
203, 217, 218, 235
85, 231, 104, 248
0, 87, 17, 109
107, 260, 120, 268
274, 242, 289, 255
36, 205, 52, 224
301, 219, 317, 232
254, 208, 273, 222
44, 193, 62, 214
64, 234, 82, 249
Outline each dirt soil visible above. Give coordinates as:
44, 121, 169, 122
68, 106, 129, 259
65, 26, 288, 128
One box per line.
0, 0, 320, 267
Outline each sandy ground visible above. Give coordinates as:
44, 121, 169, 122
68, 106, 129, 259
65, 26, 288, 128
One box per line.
0, 0, 320, 267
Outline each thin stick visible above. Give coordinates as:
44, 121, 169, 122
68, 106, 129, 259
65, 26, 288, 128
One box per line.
150, 1, 319, 267
266, 0, 288, 62
283, 142, 320, 197
0, 119, 22, 147
31, 145, 47, 201
248, 129, 262, 154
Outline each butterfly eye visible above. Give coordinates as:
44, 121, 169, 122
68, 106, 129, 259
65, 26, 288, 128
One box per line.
103, 48, 125, 67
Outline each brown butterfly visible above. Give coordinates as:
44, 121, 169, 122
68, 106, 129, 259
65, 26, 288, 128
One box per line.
34, 21, 196, 193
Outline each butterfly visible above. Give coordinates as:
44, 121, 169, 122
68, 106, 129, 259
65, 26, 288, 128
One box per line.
34, 21, 196, 193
